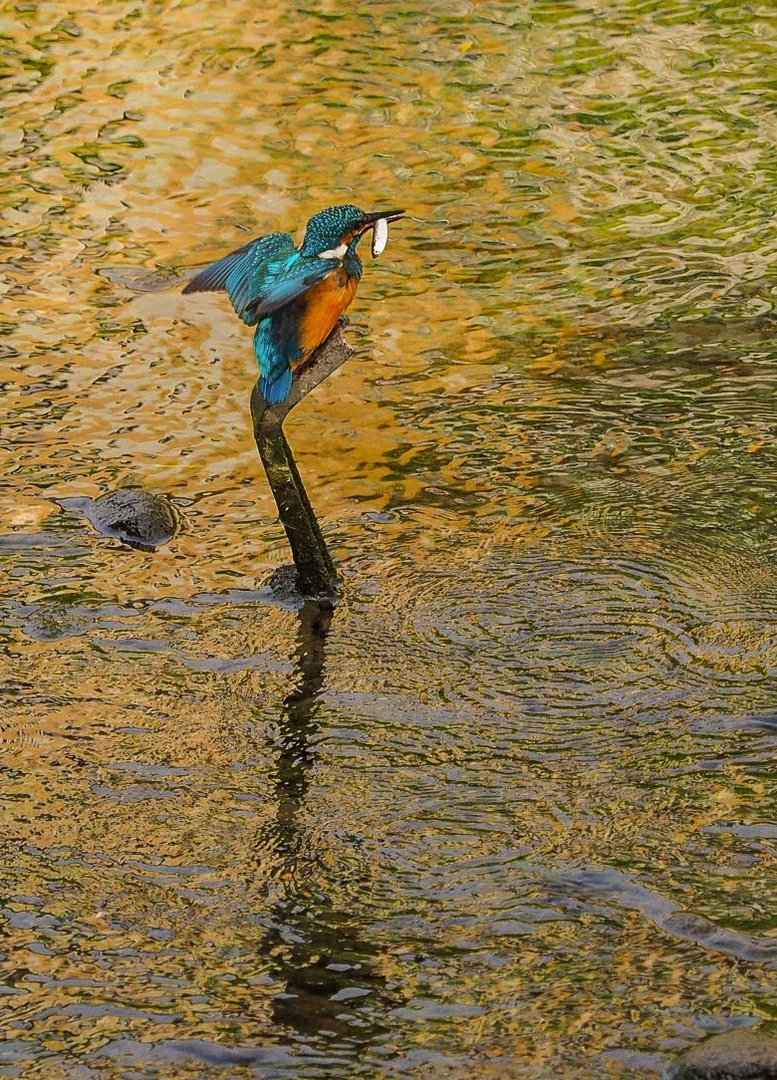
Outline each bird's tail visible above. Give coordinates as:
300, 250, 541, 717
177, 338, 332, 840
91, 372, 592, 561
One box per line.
259, 367, 293, 405
254, 322, 294, 404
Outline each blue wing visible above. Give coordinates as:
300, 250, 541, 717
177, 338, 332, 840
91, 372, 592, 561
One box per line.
182, 232, 296, 326
245, 256, 340, 321
184, 235, 343, 405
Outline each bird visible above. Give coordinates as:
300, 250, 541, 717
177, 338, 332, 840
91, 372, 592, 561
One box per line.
182, 204, 405, 405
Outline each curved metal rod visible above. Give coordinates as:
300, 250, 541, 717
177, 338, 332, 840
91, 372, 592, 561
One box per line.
250, 321, 354, 600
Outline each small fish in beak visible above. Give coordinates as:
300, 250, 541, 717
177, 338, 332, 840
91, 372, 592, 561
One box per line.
371, 217, 389, 258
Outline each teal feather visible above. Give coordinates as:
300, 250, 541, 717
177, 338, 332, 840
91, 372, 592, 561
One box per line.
182, 232, 296, 326
254, 317, 297, 405
245, 256, 340, 321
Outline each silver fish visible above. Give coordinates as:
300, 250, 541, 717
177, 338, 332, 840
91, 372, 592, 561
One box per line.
371, 217, 389, 257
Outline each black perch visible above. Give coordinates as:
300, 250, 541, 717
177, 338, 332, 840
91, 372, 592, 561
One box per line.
250, 320, 354, 600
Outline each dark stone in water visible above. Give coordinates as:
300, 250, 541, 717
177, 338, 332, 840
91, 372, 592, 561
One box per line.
59, 490, 179, 552
672, 1029, 777, 1079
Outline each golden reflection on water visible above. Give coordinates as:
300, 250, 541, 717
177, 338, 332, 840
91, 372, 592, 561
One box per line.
2, 0, 777, 1076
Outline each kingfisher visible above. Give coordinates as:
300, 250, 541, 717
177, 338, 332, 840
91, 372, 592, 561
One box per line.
183, 204, 405, 405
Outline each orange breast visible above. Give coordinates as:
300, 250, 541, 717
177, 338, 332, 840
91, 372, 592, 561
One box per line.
296, 267, 359, 366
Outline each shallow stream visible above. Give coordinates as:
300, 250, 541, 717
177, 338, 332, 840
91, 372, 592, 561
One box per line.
1, 1, 776, 1076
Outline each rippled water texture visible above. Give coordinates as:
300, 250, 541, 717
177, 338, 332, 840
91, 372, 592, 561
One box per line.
2, 0, 776, 1076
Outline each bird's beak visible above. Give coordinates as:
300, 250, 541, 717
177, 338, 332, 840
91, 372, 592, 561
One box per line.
359, 209, 406, 233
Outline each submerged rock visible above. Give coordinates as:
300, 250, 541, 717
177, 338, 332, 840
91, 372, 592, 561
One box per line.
672, 1028, 777, 1079
59, 490, 179, 552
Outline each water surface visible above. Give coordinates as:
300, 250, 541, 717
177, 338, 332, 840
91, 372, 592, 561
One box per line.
1, 1, 776, 1077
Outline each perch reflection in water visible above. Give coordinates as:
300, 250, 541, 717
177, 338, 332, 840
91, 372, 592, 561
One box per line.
252, 600, 394, 1043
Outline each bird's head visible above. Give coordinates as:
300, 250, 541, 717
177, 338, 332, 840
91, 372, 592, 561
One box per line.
300, 204, 405, 259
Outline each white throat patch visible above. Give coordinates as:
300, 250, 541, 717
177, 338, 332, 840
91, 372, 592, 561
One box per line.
318, 242, 348, 259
